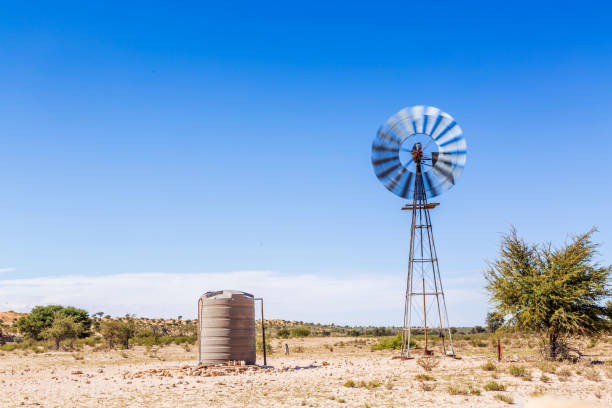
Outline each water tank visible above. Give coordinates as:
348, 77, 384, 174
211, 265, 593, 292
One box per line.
198, 290, 256, 365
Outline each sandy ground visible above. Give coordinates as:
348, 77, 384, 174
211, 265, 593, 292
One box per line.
0, 337, 610, 407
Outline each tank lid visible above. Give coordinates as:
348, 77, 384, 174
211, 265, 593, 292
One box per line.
201, 290, 254, 299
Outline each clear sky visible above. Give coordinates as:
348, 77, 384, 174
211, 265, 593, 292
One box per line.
0, 2, 611, 325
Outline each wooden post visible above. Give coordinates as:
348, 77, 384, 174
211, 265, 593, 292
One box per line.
497, 338, 502, 362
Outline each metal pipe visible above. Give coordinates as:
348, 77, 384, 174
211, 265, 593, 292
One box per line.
197, 297, 202, 364
255, 298, 267, 366
423, 278, 427, 352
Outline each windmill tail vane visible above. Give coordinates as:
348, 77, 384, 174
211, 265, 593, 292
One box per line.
371, 105, 467, 358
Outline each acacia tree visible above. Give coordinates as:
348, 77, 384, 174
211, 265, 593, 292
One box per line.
41, 313, 82, 349
485, 228, 610, 360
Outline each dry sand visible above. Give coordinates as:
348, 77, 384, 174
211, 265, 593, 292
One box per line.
0, 337, 610, 407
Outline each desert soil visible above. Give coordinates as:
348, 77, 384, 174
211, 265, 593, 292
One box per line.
0, 337, 610, 407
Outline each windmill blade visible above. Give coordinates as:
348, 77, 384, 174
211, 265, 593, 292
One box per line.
400, 172, 414, 198
377, 129, 402, 145
431, 162, 455, 185
387, 167, 406, 190
375, 162, 402, 179
372, 155, 400, 166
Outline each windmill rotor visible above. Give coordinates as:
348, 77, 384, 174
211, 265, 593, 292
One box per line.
371, 106, 467, 200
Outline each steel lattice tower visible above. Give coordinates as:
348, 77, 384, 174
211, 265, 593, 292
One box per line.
400, 159, 455, 358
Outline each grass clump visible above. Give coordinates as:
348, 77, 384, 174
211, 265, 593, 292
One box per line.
584, 368, 600, 382
469, 386, 481, 395
557, 366, 572, 380
508, 364, 529, 377
495, 394, 514, 404
537, 361, 557, 374
540, 374, 551, 383
484, 381, 506, 391
415, 374, 435, 381
447, 385, 469, 395
481, 361, 497, 371
343, 379, 381, 389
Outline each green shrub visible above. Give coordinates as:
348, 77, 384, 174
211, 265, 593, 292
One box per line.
277, 328, 290, 338
371, 334, 417, 350
290, 327, 310, 338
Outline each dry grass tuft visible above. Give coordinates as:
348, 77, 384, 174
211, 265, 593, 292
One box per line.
414, 374, 435, 381
484, 381, 506, 391
537, 361, 557, 374
481, 361, 497, 371
495, 394, 513, 404
583, 368, 600, 382
508, 364, 529, 378
447, 384, 469, 395
420, 382, 436, 391
416, 357, 440, 372
557, 366, 572, 380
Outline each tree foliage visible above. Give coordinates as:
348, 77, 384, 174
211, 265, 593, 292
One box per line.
41, 313, 82, 349
485, 312, 505, 333
485, 228, 610, 360
16, 305, 92, 340
100, 319, 135, 349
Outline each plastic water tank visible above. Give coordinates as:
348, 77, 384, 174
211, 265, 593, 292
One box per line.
198, 290, 256, 365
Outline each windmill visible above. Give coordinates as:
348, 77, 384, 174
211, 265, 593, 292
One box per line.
371, 106, 467, 358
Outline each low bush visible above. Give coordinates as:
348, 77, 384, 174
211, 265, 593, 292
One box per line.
484, 381, 506, 391
290, 327, 310, 338
276, 328, 290, 339
371, 334, 417, 351
416, 357, 440, 372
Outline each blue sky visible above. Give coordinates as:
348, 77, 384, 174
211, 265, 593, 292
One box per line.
0, 2, 611, 325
